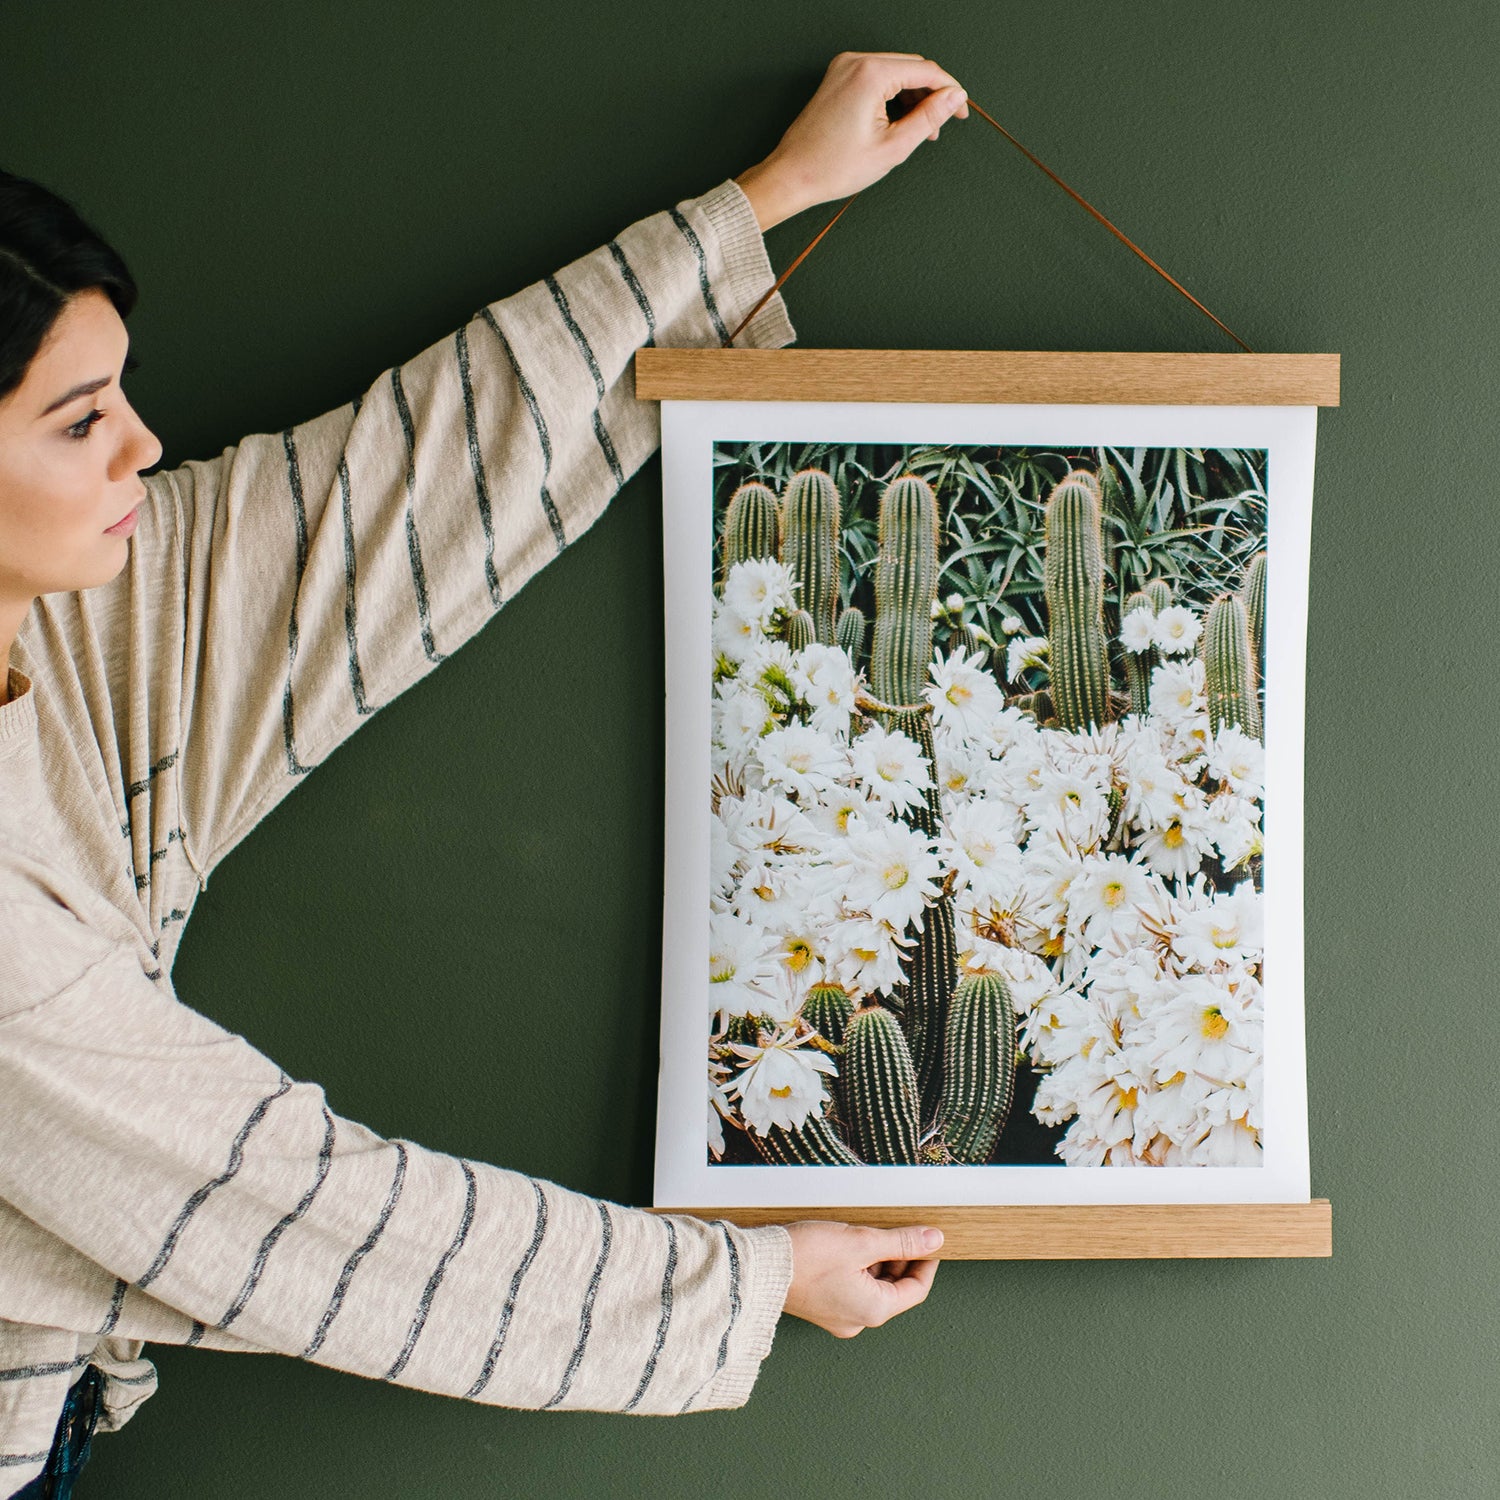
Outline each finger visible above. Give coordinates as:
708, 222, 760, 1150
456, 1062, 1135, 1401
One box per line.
886, 86, 968, 152
845, 54, 963, 101
870, 1256, 941, 1322
863, 1225, 944, 1264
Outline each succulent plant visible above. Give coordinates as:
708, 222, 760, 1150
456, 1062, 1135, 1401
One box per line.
1044, 471, 1111, 731
842, 1004, 921, 1164
780, 469, 841, 646
940, 972, 1018, 1163
721, 480, 779, 586
1204, 592, 1261, 738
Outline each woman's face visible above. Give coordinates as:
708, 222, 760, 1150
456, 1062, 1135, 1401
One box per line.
0, 287, 162, 603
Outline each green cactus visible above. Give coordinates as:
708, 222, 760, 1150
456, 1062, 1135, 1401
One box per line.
871, 474, 939, 710
724, 1013, 761, 1047
1242, 551, 1267, 684
721, 481, 779, 587
752, 1111, 863, 1166
897, 892, 958, 1126
1203, 593, 1261, 739
1044, 470, 1111, 731
1121, 587, 1157, 717
836, 605, 868, 670
803, 982, 855, 1049
780, 469, 841, 645
843, 1005, 921, 1164
1145, 578, 1174, 615
783, 609, 815, 652
940, 971, 1018, 1163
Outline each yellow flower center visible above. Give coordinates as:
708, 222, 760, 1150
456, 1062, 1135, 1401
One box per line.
709, 955, 734, 984
769, 1084, 792, 1099
1117, 1086, 1138, 1110
1201, 1008, 1230, 1040
1103, 880, 1126, 907
947, 682, 972, 707
785, 940, 812, 971
883, 864, 909, 891
1210, 922, 1239, 950
1163, 824, 1184, 848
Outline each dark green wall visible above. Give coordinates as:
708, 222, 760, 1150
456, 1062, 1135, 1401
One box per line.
5, 3, 1492, 1496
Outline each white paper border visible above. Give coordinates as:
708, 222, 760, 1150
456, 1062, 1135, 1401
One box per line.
655, 399, 1315, 1207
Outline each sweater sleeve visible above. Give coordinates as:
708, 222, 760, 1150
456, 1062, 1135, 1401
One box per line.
0, 903, 793, 1415
165, 178, 792, 872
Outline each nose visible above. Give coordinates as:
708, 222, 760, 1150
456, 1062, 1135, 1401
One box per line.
112, 393, 163, 480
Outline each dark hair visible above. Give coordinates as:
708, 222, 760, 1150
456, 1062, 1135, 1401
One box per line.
0, 168, 138, 403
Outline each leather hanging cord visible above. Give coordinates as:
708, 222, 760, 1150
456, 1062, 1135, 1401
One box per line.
726, 95, 1253, 352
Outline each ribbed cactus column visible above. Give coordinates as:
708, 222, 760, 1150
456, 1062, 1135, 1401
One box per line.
721, 480, 780, 588
871, 474, 939, 711
836, 605, 868, 671
803, 982, 855, 1049
752, 1113, 863, 1166
941, 973, 1018, 1163
1044, 470, 1111, 731
780, 468, 841, 645
899, 890, 958, 1125
843, 1004, 921, 1163
1204, 593, 1262, 738
1242, 551, 1267, 684
1145, 578, 1174, 615
783, 609, 815, 652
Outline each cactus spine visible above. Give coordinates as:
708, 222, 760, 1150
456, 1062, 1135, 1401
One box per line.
843, 1005, 921, 1164
836, 606, 868, 671
1203, 593, 1261, 739
721, 481, 779, 587
871, 475, 939, 710
1044, 471, 1111, 731
783, 609, 815, 652
752, 1112, 863, 1166
941, 972, 1018, 1163
779, 469, 841, 645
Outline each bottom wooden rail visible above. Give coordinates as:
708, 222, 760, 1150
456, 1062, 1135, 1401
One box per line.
651, 1201, 1331, 1259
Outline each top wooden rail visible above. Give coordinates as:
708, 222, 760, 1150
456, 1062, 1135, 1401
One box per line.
634, 349, 1340, 407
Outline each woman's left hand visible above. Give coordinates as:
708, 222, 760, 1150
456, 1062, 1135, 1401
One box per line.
735, 52, 968, 232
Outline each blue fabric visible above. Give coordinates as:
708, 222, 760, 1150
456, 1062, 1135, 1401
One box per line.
13, 1364, 104, 1499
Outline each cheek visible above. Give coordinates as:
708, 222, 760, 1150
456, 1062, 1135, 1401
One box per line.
0, 447, 125, 595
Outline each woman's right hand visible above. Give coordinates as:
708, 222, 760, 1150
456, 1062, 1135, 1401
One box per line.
735, 52, 969, 232
782, 1219, 944, 1337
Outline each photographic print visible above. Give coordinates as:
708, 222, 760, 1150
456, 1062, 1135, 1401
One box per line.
654, 388, 1316, 1209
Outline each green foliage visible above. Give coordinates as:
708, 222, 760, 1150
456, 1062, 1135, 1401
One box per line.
940, 972, 1018, 1163
721, 480, 779, 588
713, 443, 1266, 648
843, 1005, 921, 1164
1204, 593, 1261, 739
780, 468, 841, 644
1044, 470, 1111, 731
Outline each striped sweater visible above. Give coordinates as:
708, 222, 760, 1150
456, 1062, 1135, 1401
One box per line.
0, 177, 795, 1492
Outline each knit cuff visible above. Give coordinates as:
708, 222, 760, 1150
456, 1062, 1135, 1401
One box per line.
697, 1222, 793, 1411
690, 179, 797, 350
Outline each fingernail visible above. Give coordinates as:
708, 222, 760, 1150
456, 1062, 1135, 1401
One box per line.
922, 1227, 943, 1251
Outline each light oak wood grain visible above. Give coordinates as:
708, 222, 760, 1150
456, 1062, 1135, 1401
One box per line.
650, 1200, 1332, 1259
634, 349, 1340, 407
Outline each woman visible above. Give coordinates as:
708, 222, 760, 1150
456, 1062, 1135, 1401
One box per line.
0, 53, 967, 1494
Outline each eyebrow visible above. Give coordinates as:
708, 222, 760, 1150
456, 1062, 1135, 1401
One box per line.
40, 375, 112, 418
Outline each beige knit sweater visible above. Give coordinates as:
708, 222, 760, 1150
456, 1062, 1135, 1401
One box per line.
0, 177, 796, 1493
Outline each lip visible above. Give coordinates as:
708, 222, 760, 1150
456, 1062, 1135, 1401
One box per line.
104, 505, 141, 537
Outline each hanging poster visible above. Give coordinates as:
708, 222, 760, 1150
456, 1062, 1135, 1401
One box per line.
644, 351, 1334, 1211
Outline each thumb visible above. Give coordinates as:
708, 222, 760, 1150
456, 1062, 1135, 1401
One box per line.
867, 1224, 945, 1263
887, 86, 967, 155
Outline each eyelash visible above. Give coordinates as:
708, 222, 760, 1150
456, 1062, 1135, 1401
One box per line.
65, 354, 141, 441
67, 409, 105, 441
